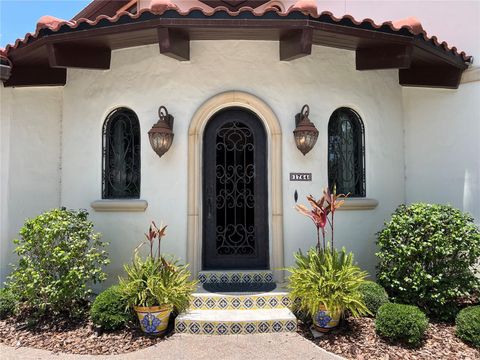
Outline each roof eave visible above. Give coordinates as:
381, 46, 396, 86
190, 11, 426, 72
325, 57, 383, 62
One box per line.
2, 10, 471, 88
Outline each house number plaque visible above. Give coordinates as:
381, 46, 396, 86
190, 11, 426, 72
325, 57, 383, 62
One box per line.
290, 172, 312, 181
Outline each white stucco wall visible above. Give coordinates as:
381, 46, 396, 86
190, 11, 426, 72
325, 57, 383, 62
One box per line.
404, 82, 480, 220
59, 41, 404, 281
0, 86, 13, 283
0, 86, 62, 283
1, 0, 477, 287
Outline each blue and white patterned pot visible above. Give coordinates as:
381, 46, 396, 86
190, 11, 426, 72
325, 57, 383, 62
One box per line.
134, 305, 172, 335
313, 305, 341, 332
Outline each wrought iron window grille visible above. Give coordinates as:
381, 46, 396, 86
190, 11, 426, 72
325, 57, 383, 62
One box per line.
328, 107, 366, 197
102, 108, 141, 199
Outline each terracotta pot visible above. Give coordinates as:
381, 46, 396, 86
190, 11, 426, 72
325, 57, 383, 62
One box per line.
134, 304, 173, 335
312, 305, 341, 332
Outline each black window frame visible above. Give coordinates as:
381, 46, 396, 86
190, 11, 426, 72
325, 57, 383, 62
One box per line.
328, 107, 366, 198
102, 107, 141, 199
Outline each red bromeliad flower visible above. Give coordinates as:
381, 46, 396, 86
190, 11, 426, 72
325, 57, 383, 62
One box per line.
295, 194, 331, 251
144, 223, 158, 258
295, 186, 349, 253
152, 221, 167, 259
323, 186, 348, 252
140, 221, 168, 259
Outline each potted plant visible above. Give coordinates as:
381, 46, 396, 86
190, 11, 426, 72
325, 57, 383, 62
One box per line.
287, 247, 369, 332
289, 187, 370, 332
119, 222, 197, 335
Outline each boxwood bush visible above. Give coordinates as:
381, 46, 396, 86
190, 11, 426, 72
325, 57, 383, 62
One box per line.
375, 303, 428, 346
7, 208, 109, 319
90, 285, 133, 331
0, 288, 16, 319
358, 281, 389, 316
376, 203, 480, 320
455, 306, 480, 348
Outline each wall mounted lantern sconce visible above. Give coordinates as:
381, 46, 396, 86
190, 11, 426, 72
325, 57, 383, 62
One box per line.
148, 106, 174, 158
293, 104, 319, 155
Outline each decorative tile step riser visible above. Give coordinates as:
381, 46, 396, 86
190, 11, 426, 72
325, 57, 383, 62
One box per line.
175, 319, 297, 335
198, 271, 274, 284
190, 294, 292, 310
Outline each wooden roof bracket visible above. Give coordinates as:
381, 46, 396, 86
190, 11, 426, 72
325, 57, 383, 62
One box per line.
47, 43, 111, 70
399, 66, 463, 89
356, 45, 413, 70
157, 27, 190, 61
4, 66, 66, 87
279, 28, 313, 61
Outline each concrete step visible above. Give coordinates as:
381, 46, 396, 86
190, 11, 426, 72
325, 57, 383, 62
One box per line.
198, 270, 274, 284
189, 283, 292, 310
175, 308, 297, 335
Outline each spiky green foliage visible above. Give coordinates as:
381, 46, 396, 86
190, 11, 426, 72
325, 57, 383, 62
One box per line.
375, 303, 428, 347
287, 247, 370, 317
456, 306, 480, 348
119, 256, 197, 313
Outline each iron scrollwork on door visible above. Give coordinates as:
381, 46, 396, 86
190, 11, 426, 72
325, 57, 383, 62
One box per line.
215, 121, 256, 255
203, 107, 268, 270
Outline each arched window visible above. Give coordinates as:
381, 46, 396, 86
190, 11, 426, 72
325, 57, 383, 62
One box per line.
328, 107, 365, 197
102, 108, 140, 199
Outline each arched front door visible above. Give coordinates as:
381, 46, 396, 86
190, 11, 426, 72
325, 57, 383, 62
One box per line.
203, 107, 269, 270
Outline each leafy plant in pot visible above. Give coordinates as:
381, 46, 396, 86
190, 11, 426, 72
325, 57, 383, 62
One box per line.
288, 248, 369, 332
288, 187, 370, 332
119, 222, 197, 335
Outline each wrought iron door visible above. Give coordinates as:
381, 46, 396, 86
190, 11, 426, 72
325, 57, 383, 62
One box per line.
203, 108, 268, 270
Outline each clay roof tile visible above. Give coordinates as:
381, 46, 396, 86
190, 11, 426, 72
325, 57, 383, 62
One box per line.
2, 2, 472, 66
36, 15, 75, 32
391, 16, 424, 35
288, 0, 318, 17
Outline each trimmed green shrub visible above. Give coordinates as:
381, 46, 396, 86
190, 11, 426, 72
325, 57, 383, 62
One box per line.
456, 306, 480, 348
7, 208, 109, 319
358, 281, 389, 316
375, 303, 428, 346
0, 288, 16, 319
90, 285, 132, 331
376, 203, 480, 320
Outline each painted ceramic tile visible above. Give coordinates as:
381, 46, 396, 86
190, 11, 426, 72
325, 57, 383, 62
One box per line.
175, 319, 297, 335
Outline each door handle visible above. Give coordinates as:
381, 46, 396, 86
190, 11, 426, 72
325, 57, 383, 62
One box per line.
207, 185, 214, 220
207, 197, 213, 219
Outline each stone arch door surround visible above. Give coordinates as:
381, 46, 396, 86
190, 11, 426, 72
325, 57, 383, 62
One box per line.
187, 91, 284, 282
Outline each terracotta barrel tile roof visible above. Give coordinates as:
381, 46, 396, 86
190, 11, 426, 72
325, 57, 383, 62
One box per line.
3, 1, 471, 64
36, 15, 75, 32
289, 0, 318, 16
391, 16, 424, 35
0, 0, 472, 88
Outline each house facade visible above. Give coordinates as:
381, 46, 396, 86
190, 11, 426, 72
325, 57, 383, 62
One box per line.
0, 0, 478, 288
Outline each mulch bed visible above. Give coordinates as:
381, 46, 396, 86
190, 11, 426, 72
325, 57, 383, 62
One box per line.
0, 316, 172, 355
299, 317, 479, 360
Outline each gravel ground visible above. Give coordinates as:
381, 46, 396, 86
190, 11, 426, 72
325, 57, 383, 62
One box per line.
2, 315, 478, 359
0, 317, 340, 359
301, 317, 479, 360
0, 317, 168, 355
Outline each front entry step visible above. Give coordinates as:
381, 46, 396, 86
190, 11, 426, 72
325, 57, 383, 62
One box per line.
175, 272, 297, 335
198, 270, 274, 284
175, 308, 297, 335
190, 283, 291, 310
